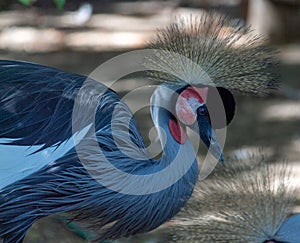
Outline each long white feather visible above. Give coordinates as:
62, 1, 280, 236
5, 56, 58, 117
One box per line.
0, 123, 92, 189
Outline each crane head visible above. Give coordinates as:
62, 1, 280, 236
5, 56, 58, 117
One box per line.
175, 85, 235, 163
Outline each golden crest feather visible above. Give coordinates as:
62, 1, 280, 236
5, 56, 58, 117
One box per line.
145, 12, 278, 95
166, 155, 296, 242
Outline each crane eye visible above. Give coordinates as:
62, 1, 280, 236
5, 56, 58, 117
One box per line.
197, 106, 207, 116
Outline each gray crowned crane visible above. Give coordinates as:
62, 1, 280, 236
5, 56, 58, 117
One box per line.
0, 13, 275, 242
160, 156, 300, 243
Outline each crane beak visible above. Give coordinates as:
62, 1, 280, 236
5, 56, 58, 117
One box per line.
199, 124, 224, 164
190, 113, 224, 164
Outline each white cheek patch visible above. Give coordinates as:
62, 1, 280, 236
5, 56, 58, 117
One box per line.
187, 97, 203, 112
176, 86, 208, 125
176, 95, 197, 125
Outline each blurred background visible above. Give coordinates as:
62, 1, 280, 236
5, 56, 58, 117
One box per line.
0, 0, 299, 242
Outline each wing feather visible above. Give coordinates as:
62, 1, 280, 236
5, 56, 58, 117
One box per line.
0, 60, 150, 189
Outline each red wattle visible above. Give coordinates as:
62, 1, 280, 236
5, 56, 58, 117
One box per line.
168, 118, 187, 144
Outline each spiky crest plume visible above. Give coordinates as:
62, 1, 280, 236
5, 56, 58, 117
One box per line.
164, 155, 296, 242
146, 12, 277, 95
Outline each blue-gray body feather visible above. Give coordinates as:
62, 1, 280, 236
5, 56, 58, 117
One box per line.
274, 213, 300, 243
0, 60, 198, 242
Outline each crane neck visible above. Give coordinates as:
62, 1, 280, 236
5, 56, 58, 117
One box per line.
150, 85, 197, 169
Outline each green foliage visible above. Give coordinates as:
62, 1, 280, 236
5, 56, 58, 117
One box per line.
53, 0, 65, 10
18, 0, 66, 9
18, 0, 33, 5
